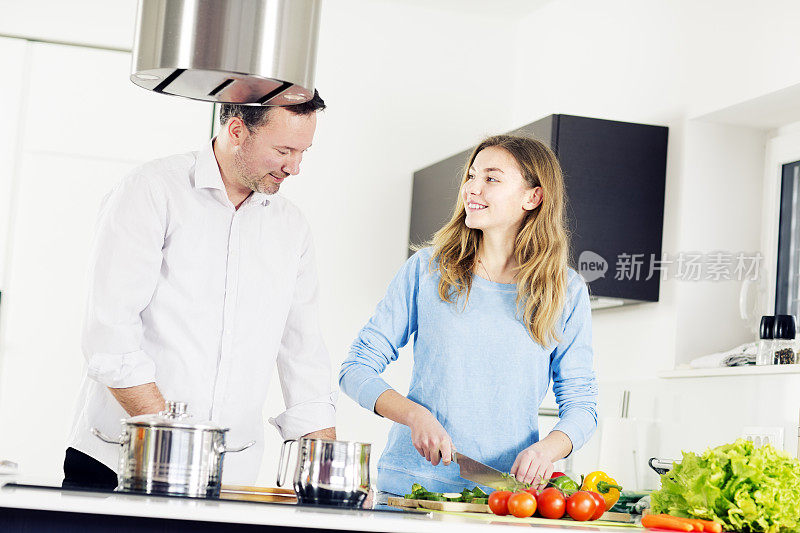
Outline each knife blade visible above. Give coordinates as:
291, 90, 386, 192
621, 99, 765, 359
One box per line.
452, 452, 527, 491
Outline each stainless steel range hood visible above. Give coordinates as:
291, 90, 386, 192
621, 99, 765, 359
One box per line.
130, 0, 322, 105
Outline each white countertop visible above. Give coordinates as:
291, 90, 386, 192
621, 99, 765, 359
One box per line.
0, 479, 640, 532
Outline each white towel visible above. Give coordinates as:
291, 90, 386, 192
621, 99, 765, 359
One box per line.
688, 342, 757, 369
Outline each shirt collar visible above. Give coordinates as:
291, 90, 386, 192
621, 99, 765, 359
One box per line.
195, 140, 271, 207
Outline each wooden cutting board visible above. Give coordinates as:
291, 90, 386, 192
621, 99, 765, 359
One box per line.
388, 497, 634, 524
220, 485, 297, 504
388, 497, 490, 513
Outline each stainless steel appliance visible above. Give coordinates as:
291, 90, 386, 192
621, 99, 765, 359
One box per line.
277, 438, 370, 507
131, 0, 322, 105
92, 401, 254, 498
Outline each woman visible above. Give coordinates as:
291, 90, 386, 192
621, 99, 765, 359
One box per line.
339, 135, 597, 503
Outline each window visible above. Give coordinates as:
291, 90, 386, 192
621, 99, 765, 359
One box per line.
775, 160, 800, 315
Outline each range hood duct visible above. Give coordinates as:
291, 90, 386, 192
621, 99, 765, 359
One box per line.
130, 0, 322, 105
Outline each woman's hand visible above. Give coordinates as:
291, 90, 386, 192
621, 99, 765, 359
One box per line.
510, 442, 555, 488
406, 406, 455, 466
510, 431, 573, 488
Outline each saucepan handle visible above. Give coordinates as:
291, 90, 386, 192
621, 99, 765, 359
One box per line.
276, 439, 297, 487
91, 427, 126, 445
218, 440, 256, 454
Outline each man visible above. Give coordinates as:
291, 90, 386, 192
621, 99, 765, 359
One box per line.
64, 92, 336, 489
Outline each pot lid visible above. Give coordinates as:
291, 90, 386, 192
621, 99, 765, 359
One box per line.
125, 401, 228, 431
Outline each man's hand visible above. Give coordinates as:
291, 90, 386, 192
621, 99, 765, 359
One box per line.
510, 430, 572, 488
303, 427, 336, 440
108, 382, 166, 417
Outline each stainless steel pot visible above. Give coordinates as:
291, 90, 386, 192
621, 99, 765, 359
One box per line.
93, 401, 254, 498
277, 438, 370, 507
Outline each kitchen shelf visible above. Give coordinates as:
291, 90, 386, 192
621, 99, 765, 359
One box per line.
659, 365, 800, 379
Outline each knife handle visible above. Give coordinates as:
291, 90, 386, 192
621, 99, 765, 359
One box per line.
438, 450, 457, 463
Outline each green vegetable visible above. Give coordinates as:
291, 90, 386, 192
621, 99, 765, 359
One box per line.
650, 439, 800, 533
550, 474, 580, 492
471, 487, 488, 498
609, 491, 651, 514
405, 484, 490, 503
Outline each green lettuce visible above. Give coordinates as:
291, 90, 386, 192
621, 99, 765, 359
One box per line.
651, 439, 800, 532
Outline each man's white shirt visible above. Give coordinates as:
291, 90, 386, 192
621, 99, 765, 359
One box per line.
68, 141, 336, 484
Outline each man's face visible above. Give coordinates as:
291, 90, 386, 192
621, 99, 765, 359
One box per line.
232, 107, 316, 195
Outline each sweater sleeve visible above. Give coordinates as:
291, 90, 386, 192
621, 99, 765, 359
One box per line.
338, 251, 424, 413
550, 272, 599, 455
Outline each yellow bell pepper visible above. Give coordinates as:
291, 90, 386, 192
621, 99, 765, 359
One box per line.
580, 471, 622, 511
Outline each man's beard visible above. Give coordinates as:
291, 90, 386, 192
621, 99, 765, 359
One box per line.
233, 150, 280, 195
247, 174, 280, 195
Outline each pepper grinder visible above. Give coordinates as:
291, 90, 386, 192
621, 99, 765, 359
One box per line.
757, 316, 775, 365
773, 315, 797, 364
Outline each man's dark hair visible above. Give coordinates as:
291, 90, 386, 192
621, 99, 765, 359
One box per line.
219, 89, 326, 132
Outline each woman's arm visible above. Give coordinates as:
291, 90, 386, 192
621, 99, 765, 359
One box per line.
339, 252, 455, 466
511, 274, 599, 487
374, 390, 454, 466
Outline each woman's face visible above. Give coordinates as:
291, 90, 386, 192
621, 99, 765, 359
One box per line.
462, 146, 542, 234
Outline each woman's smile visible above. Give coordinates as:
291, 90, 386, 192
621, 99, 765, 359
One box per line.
466, 201, 488, 211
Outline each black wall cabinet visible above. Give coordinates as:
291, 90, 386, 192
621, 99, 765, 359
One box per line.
409, 114, 668, 304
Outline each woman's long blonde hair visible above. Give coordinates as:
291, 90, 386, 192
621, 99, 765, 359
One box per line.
429, 135, 570, 346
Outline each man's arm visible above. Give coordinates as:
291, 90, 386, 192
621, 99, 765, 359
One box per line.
303, 427, 336, 440
108, 383, 166, 417
83, 174, 167, 396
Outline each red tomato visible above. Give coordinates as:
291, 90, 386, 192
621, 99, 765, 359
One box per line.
524, 487, 540, 498
488, 490, 512, 516
536, 487, 566, 519
551, 471, 566, 479
566, 491, 598, 522
587, 491, 606, 520
507, 492, 537, 518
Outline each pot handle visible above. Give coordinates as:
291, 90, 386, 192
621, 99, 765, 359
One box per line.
276, 439, 297, 487
218, 440, 256, 454
91, 427, 126, 445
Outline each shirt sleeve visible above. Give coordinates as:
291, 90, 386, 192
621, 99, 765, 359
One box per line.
268, 226, 337, 440
550, 273, 599, 455
81, 172, 167, 388
338, 252, 422, 414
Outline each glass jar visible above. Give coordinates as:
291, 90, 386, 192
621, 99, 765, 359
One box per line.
773, 315, 797, 365
757, 315, 775, 366
773, 339, 797, 365
757, 338, 775, 365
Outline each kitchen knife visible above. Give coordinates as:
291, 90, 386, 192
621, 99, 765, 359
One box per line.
452, 452, 527, 491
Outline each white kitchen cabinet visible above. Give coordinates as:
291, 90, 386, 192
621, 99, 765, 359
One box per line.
0, 37, 28, 288
22, 42, 212, 162
0, 40, 213, 479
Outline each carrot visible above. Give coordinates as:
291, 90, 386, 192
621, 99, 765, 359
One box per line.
668, 515, 723, 533
641, 514, 695, 532
697, 519, 723, 533
684, 519, 703, 532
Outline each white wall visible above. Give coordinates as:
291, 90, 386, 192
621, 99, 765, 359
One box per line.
0, 0, 137, 50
